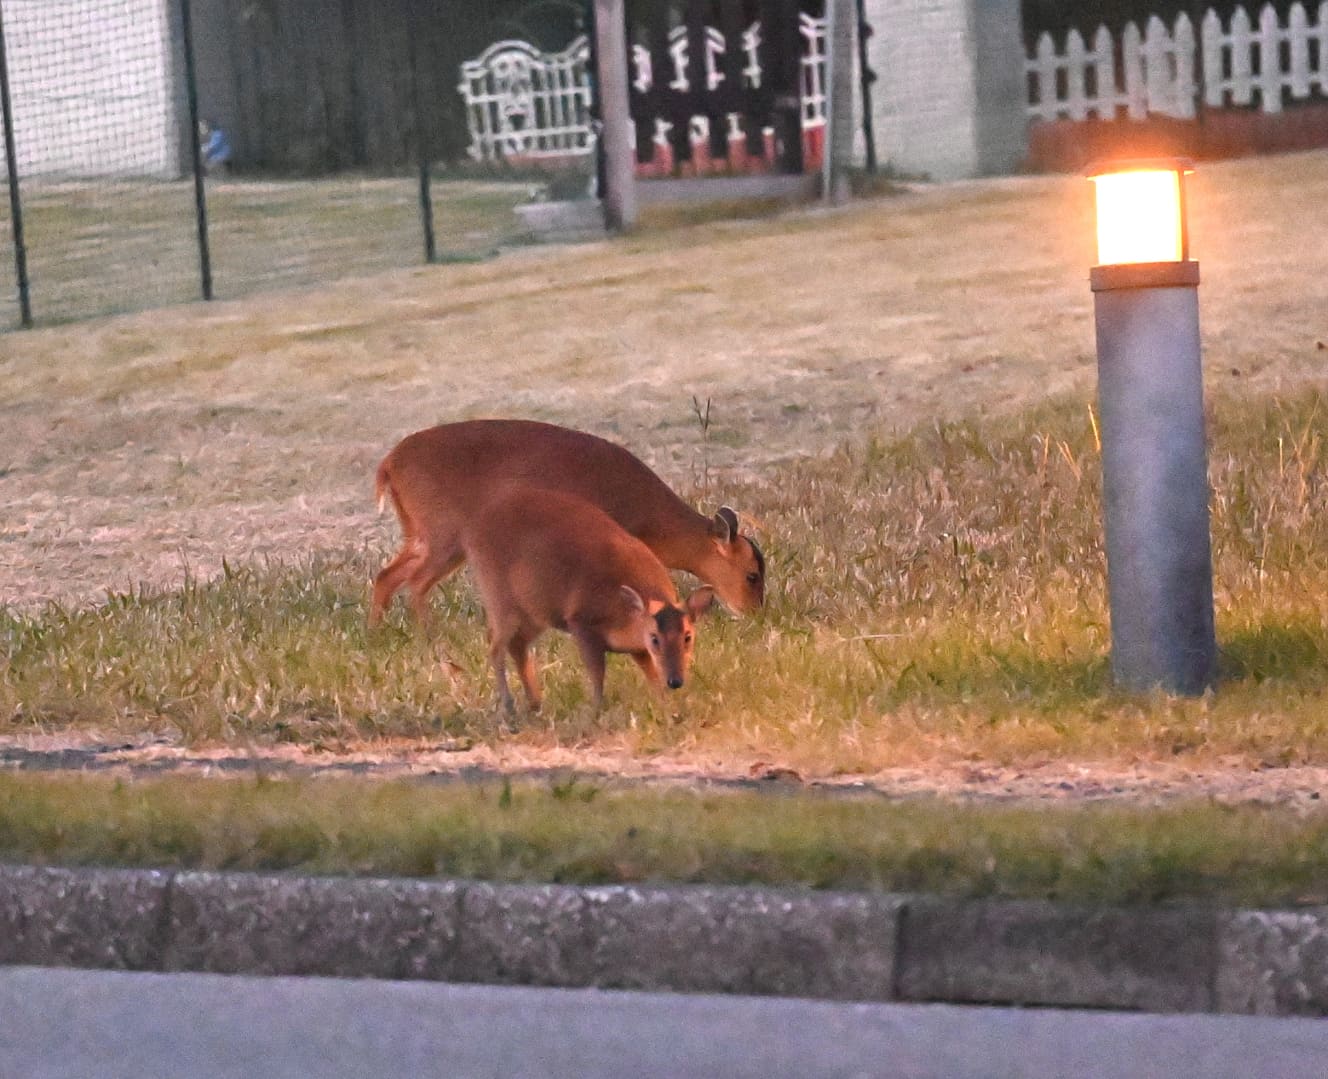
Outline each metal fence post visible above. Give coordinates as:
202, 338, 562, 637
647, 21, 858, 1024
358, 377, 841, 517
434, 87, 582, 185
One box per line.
409, 0, 436, 264
178, 0, 213, 301
0, 1, 32, 327
854, 0, 877, 174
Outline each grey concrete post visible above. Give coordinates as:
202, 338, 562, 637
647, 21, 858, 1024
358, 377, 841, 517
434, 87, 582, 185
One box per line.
165, 0, 191, 179
593, 0, 637, 232
824, 0, 856, 203
1091, 263, 1217, 695
970, 0, 1032, 175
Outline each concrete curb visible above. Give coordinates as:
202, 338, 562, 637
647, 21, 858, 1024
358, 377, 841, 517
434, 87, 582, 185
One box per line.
2, 863, 1325, 1016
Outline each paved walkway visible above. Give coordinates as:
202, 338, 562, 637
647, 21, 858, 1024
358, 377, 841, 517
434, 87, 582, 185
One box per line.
4, 965, 1328, 1079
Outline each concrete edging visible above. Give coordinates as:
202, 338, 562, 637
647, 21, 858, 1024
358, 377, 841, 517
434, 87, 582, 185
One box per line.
1, 863, 1324, 1016
513, 175, 822, 242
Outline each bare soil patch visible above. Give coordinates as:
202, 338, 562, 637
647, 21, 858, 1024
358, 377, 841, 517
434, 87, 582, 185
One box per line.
2, 732, 1326, 810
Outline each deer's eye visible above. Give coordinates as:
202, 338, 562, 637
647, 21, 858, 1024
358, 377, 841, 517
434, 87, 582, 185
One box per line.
650, 634, 661, 648
684, 633, 693, 645
746, 572, 760, 585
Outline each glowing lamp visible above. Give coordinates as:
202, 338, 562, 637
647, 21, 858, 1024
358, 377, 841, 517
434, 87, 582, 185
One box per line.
1090, 164, 1188, 264
1087, 159, 1197, 290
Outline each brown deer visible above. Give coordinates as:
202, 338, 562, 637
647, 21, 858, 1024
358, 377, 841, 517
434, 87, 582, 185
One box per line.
370, 419, 763, 627
460, 484, 716, 714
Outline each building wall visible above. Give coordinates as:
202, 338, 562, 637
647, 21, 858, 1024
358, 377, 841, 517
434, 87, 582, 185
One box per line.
864, 0, 979, 179
0, 0, 180, 180
860, 0, 1027, 180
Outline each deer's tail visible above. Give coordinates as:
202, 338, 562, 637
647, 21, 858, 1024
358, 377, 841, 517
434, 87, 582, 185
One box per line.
375, 457, 395, 517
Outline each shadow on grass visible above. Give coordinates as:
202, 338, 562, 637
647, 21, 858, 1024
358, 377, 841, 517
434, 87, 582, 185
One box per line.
880, 616, 1328, 710
1219, 619, 1328, 685
881, 642, 1111, 711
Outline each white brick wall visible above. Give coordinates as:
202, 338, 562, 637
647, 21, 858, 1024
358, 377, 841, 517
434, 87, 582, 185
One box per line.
860, 0, 1026, 180
863, 0, 977, 179
1, 0, 179, 181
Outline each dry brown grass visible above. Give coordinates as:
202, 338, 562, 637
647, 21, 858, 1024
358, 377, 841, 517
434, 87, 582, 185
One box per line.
3, 154, 1325, 609
2, 151, 1327, 791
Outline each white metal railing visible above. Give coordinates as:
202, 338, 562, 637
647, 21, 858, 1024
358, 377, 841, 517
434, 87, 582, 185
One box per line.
799, 11, 828, 128
1027, 1, 1328, 122
459, 18, 827, 165
458, 38, 593, 163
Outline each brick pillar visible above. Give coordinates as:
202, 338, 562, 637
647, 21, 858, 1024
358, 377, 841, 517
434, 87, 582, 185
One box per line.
860, 0, 1027, 180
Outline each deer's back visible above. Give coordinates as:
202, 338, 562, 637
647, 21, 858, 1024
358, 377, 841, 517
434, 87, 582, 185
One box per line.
388, 419, 699, 538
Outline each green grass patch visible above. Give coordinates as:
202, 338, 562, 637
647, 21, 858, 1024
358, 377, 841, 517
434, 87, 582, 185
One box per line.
1, 771, 1325, 906
4, 386, 1327, 772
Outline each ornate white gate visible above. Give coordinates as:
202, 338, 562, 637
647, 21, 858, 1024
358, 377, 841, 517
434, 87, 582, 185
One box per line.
457, 15, 828, 173
458, 38, 594, 164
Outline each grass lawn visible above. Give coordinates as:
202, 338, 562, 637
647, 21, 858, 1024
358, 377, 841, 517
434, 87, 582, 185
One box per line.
4, 771, 1328, 906
0, 176, 531, 326
2, 150, 1328, 895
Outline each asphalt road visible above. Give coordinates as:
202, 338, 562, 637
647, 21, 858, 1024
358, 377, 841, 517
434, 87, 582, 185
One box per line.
3, 965, 1327, 1079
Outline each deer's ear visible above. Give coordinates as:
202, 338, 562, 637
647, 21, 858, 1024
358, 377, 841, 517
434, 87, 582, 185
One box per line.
686, 586, 716, 620
619, 585, 645, 614
711, 506, 740, 543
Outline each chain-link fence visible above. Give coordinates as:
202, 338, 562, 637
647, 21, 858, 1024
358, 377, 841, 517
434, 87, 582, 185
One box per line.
0, 0, 569, 329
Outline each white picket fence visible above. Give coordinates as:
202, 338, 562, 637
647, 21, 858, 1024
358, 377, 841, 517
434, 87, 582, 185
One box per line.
458, 15, 828, 165
1027, 1, 1328, 122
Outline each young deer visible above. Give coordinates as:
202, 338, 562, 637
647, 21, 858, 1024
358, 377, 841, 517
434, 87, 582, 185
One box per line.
369, 419, 763, 628
460, 485, 716, 714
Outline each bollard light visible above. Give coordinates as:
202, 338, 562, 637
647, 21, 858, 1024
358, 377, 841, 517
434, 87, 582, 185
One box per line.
1087, 157, 1217, 696
1089, 161, 1189, 266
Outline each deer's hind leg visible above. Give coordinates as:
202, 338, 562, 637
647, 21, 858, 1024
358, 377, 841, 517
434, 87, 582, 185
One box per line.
370, 536, 427, 626
508, 632, 542, 713
403, 538, 466, 628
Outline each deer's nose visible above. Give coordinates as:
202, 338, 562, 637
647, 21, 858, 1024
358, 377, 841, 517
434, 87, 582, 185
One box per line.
666, 676, 684, 690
